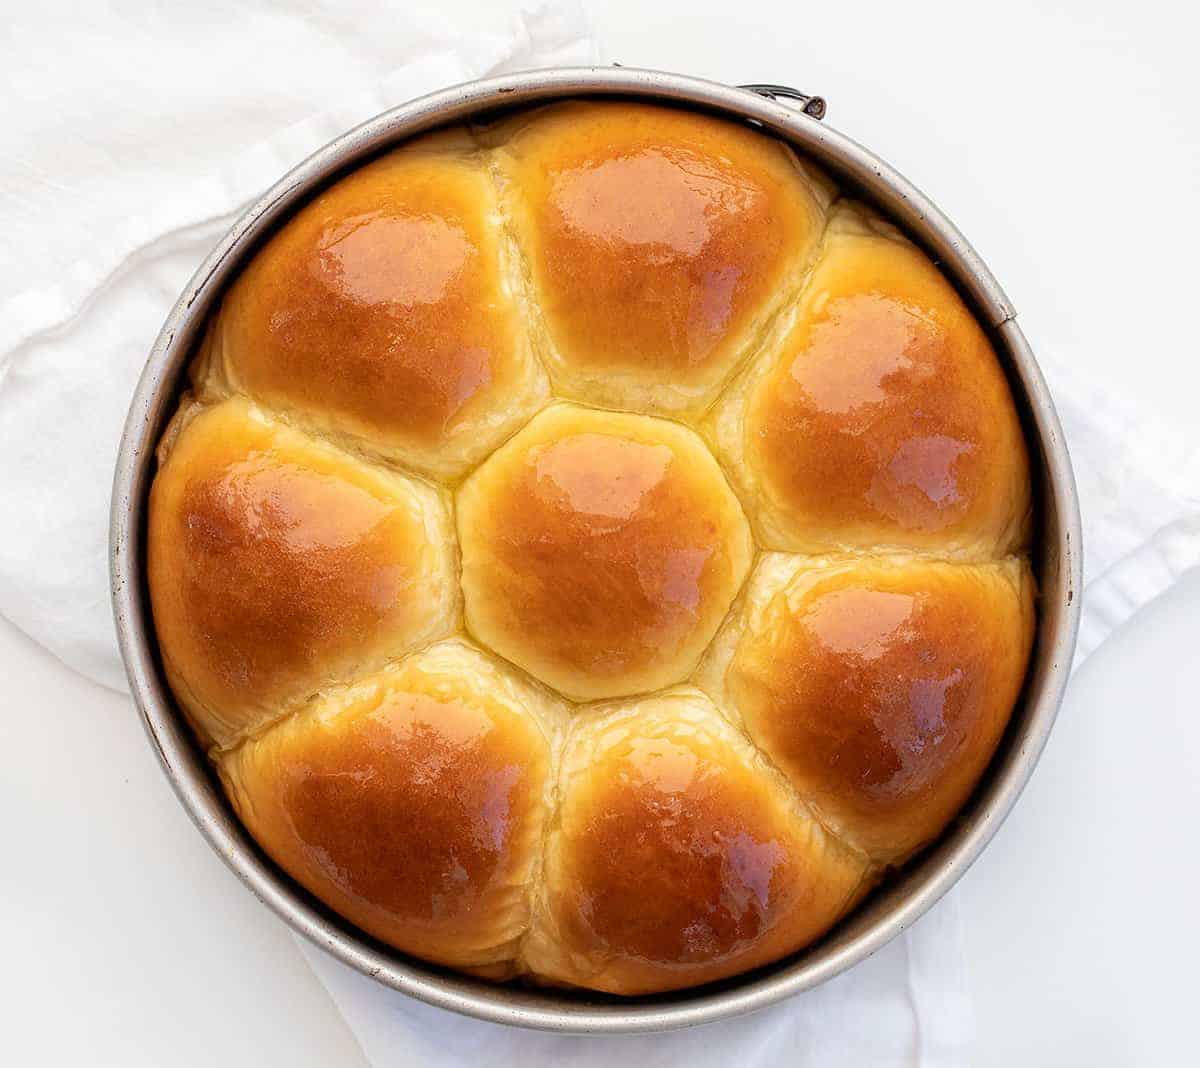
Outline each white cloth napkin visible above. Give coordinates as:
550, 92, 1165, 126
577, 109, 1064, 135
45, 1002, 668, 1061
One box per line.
2, 4, 1197, 1066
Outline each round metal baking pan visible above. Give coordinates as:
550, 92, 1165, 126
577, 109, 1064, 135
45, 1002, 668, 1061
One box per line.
110, 66, 1083, 1034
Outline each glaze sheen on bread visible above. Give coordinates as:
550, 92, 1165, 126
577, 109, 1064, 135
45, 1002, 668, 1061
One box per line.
523, 691, 870, 994
697, 554, 1036, 863
194, 130, 547, 480
490, 101, 833, 414
707, 202, 1031, 556
148, 102, 1036, 996
147, 395, 457, 749
457, 403, 753, 701
219, 641, 554, 972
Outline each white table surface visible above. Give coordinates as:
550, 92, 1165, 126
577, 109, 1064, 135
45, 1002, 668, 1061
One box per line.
4, 1, 1197, 1064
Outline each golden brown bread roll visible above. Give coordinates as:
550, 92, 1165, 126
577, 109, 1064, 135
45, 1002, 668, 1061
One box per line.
147, 395, 457, 748
457, 403, 753, 701
697, 554, 1036, 862
195, 129, 547, 480
147, 102, 1036, 995
522, 691, 871, 994
707, 202, 1031, 556
219, 641, 555, 972
491, 101, 832, 414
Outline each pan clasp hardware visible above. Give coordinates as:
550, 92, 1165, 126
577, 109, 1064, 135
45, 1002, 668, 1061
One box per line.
740, 83, 826, 120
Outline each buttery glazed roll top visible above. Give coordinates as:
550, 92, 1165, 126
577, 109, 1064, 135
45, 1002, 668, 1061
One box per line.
709, 202, 1031, 556
701, 554, 1036, 862
197, 129, 547, 480
523, 691, 870, 995
147, 99, 1038, 997
493, 101, 832, 414
457, 403, 753, 701
219, 641, 554, 971
147, 396, 457, 749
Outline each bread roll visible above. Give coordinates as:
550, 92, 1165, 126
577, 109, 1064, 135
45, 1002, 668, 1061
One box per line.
457, 403, 753, 701
699, 554, 1036, 862
147, 395, 457, 748
147, 102, 1037, 995
219, 641, 555, 972
708, 202, 1031, 556
491, 101, 832, 414
195, 129, 547, 480
522, 690, 870, 994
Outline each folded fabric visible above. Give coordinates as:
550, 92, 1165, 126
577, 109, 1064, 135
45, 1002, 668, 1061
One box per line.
0, 0, 598, 691
2, 4, 1197, 1066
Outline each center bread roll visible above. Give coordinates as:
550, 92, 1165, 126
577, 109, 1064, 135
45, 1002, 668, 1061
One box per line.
456, 403, 753, 701
147, 101, 1037, 995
